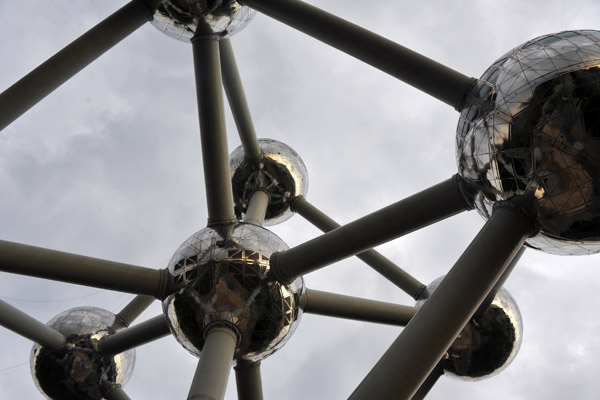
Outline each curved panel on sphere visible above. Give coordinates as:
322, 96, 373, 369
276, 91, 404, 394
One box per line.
151, 0, 256, 41
456, 30, 600, 255
163, 222, 305, 364
230, 138, 309, 226
30, 307, 135, 400
417, 277, 523, 380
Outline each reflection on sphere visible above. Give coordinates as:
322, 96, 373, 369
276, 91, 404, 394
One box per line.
151, 0, 256, 41
163, 222, 305, 364
417, 277, 523, 380
30, 307, 135, 400
230, 138, 309, 226
456, 30, 600, 255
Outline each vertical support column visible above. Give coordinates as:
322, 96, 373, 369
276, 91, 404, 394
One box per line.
235, 362, 264, 400
349, 205, 535, 399
243, 190, 270, 226
187, 325, 238, 400
192, 35, 237, 226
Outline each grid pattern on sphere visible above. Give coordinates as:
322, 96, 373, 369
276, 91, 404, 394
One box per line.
164, 223, 305, 363
456, 30, 600, 255
152, 0, 256, 41
230, 139, 309, 226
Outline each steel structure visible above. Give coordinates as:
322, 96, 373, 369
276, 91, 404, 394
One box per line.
0, 1, 599, 399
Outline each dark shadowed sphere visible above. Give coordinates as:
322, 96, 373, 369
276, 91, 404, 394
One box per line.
230, 138, 309, 226
417, 277, 523, 381
150, 0, 255, 41
457, 30, 600, 255
30, 307, 135, 400
163, 222, 305, 364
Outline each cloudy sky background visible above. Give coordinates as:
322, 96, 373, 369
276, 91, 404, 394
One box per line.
1, 1, 600, 399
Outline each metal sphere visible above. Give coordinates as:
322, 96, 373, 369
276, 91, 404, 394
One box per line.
150, 0, 255, 41
163, 222, 305, 363
456, 30, 600, 255
416, 277, 523, 381
230, 138, 309, 226
30, 307, 135, 400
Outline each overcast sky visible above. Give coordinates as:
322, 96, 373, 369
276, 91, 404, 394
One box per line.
1, 1, 600, 399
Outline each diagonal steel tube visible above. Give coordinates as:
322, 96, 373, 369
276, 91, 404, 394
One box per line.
474, 245, 525, 318
219, 39, 262, 162
0, 240, 173, 299
304, 289, 416, 326
411, 246, 525, 397
192, 36, 237, 226
239, 0, 476, 110
292, 196, 426, 299
410, 365, 443, 400
235, 362, 264, 400
0, 0, 160, 131
188, 325, 238, 400
271, 176, 472, 284
116, 295, 156, 326
0, 299, 66, 350
349, 205, 535, 400
99, 314, 171, 355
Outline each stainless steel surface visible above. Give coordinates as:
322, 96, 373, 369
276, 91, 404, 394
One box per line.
30, 307, 135, 400
151, 0, 255, 41
163, 222, 305, 364
417, 277, 523, 381
457, 30, 600, 255
230, 139, 309, 226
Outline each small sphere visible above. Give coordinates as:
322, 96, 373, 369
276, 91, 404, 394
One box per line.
416, 277, 523, 381
30, 307, 135, 400
163, 222, 305, 364
456, 30, 600, 255
151, 0, 256, 41
230, 138, 309, 226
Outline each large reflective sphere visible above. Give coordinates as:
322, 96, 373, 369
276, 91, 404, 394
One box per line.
151, 0, 255, 41
30, 307, 135, 400
417, 277, 523, 381
457, 30, 600, 255
230, 139, 309, 226
163, 222, 305, 363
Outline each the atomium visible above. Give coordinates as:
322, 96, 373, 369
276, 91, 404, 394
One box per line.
151, 0, 256, 41
30, 307, 135, 400
6, 1, 600, 398
416, 277, 523, 381
230, 138, 309, 226
457, 30, 600, 255
162, 222, 305, 363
